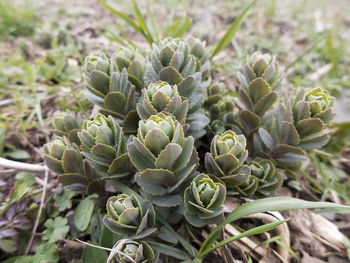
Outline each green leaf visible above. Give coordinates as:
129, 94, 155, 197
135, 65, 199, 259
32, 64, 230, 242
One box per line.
90, 70, 110, 95
159, 66, 183, 85
0, 127, 4, 156
248, 78, 270, 105
200, 220, 288, 256
9, 180, 31, 204
148, 241, 191, 260
100, 224, 124, 248
62, 148, 83, 174
163, 17, 192, 39
198, 197, 350, 258
254, 91, 277, 117
32, 243, 59, 263
54, 189, 77, 211
210, 0, 257, 59
4, 149, 30, 160
171, 17, 192, 38
132, 0, 153, 45
98, 0, 141, 34
0, 239, 17, 253
104, 92, 127, 114
43, 217, 70, 243
82, 243, 108, 263
74, 195, 96, 232
239, 110, 261, 132
91, 210, 104, 244
127, 137, 157, 171
15, 172, 35, 186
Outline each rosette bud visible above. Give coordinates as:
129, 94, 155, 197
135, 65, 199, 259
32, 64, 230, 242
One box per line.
184, 174, 226, 227
137, 81, 188, 124
103, 194, 156, 238
78, 114, 132, 177
205, 130, 250, 188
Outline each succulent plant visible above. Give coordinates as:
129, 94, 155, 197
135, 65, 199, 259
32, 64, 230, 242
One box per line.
43, 136, 105, 196
128, 113, 199, 222
238, 51, 282, 90
144, 37, 209, 138
186, 36, 211, 87
43, 136, 83, 175
83, 54, 140, 133
294, 87, 335, 125
137, 81, 188, 124
110, 239, 158, 263
249, 158, 284, 197
41, 34, 341, 262
205, 130, 250, 188
103, 194, 156, 238
54, 112, 84, 145
253, 87, 334, 169
78, 114, 133, 178
83, 53, 110, 95
114, 46, 145, 90
290, 88, 334, 150
233, 52, 283, 137
184, 174, 226, 227
206, 83, 236, 134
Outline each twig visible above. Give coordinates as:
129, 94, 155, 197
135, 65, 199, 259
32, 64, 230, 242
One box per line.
25, 166, 49, 255
75, 239, 113, 251
0, 157, 46, 173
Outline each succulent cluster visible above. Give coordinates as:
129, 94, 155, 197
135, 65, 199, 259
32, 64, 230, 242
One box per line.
145, 37, 210, 138
206, 83, 236, 134
43, 37, 336, 262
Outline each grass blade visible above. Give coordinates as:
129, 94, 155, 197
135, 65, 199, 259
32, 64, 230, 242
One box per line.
285, 35, 324, 72
98, 0, 142, 35
200, 220, 288, 256
171, 17, 192, 38
132, 0, 154, 45
198, 197, 350, 257
163, 17, 181, 38
325, 31, 338, 76
210, 0, 257, 59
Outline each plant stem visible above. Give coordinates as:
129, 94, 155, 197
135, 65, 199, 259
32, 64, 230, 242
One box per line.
25, 166, 49, 254
0, 157, 46, 173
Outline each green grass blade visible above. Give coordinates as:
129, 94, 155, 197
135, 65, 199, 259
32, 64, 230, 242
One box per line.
198, 197, 350, 257
285, 35, 324, 72
98, 0, 142, 35
171, 17, 192, 38
132, 0, 154, 45
162, 17, 181, 38
0, 127, 5, 156
210, 0, 257, 59
325, 31, 338, 76
275, 239, 298, 258
147, 5, 159, 43
200, 220, 288, 256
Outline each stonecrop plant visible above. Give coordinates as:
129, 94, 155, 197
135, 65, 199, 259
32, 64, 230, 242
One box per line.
44, 34, 338, 262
